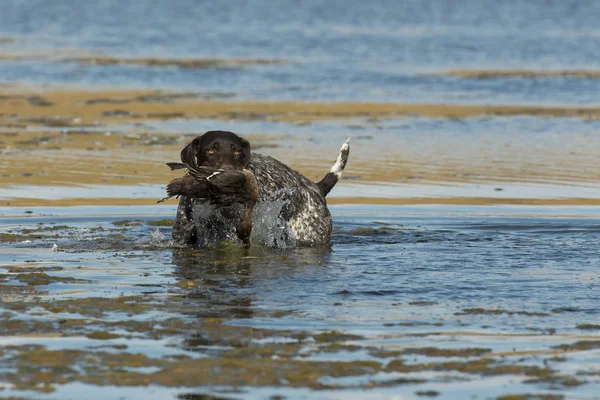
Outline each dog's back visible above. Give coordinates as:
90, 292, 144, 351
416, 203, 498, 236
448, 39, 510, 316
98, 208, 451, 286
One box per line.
249, 153, 332, 246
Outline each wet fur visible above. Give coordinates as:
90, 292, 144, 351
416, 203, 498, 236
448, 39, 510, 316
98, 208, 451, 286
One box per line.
172, 131, 350, 247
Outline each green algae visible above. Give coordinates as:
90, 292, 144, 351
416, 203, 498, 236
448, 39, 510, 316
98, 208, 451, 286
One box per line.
366, 377, 426, 388
2, 345, 381, 392
549, 356, 567, 362
0, 232, 42, 242
112, 219, 142, 226
107, 233, 128, 240
0, 272, 87, 286
402, 347, 491, 357
2, 295, 157, 318
385, 357, 554, 378
416, 391, 440, 397
408, 301, 438, 306
21, 225, 71, 233
456, 308, 550, 317
221, 343, 303, 360
312, 331, 364, 343
4, 266, 64, 273
0, 225, 75, 242
383, 321, 443, 327
575, 324, 600, 330
63, 56, 283, 69
86, 332, 122, 340
369, 347, 490, 359
553, 340, 600, 351
317, 343, 364, 353
178, 394, 237, 400
147, 219, 175, 226
350, 227, 399, 235
496, 395, 564, 400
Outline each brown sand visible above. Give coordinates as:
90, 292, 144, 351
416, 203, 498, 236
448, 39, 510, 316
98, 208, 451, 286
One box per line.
2, 88, 600, 128
0, 49, 103, 62
437, 69, 600, 79
0, 52, 282, 67
6, 196, 600, 208
62, 56, 284, 68
2, 87, 600, 207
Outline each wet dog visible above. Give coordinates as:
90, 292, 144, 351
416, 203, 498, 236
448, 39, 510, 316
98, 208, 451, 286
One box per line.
160, 131, 258, 248
168, 130, 350, 248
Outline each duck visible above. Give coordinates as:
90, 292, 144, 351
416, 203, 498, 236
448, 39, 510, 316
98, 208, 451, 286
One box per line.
158, 162, 259, 248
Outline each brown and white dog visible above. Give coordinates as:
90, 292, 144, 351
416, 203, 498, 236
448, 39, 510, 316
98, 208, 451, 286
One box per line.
166, 130, 349, 248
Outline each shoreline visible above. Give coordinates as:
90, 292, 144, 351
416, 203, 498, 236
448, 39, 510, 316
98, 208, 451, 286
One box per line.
3, 87, 600, 124
5, 196, 600, 207
3, 86, 600, 209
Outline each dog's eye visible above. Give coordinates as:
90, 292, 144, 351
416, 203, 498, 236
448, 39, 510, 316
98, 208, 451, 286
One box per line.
207, 149, 216, 155
233, 150, 242, 155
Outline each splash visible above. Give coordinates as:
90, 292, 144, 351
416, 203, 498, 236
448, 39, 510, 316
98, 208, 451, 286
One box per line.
191, 189, 297, 248
192, 202, 241, 248
252, 191, 297, 249
149, 228, 167, 245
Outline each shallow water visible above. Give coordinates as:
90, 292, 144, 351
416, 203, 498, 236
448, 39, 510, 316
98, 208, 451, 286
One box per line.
3, 0, 600, 104
3, 0, 600, 204
3, 114, 600, 205
2, 205, 600, 398
2, 1, 600, 398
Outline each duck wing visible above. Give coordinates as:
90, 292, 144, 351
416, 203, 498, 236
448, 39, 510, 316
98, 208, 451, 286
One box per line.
160, 163, 253, 207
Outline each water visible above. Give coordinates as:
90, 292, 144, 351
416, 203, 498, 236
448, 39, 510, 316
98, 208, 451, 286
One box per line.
2, 0, 600, 104
3, 0, 600, 202
190, 192, 297, 248
2, 0, 600, 398
2, 205, 600, 398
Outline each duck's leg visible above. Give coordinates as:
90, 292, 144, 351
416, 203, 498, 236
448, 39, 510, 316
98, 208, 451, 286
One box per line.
236, 201, 256, 249
235, 169, 259, 249
172, 196, 198, 246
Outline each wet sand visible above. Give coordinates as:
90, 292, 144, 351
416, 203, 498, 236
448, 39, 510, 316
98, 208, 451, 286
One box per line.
3, 87, 600, 125
63, 56, 284, 68
3, 87, 600, 207
0, 52, 283, 67
0, 48, 103, 62
8, 197, 600, 208
438, 69, 600, 79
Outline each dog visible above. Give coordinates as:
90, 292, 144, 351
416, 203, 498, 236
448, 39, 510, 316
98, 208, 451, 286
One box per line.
169, 130, 350, 248
159, 131, 259, 248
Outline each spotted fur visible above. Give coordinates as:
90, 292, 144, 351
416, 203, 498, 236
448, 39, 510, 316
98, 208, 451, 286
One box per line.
172, 137, 350, 247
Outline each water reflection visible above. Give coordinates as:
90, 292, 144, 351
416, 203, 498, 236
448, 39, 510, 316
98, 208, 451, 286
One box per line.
171, 245, 332, 319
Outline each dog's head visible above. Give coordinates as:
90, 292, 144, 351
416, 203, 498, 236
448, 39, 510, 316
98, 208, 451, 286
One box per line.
180, 130, 251, 170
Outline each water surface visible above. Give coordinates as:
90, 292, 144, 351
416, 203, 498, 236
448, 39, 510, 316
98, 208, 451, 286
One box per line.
2, 1, 600, 399
2, 205, 600, 399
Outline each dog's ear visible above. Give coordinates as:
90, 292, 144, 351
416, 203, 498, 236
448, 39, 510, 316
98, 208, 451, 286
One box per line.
180, 137, 201, 167
240, 138, 251, 167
